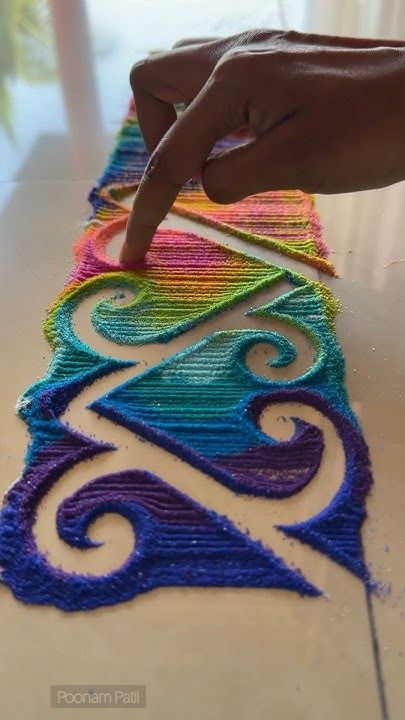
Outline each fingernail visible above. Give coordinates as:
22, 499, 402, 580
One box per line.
119, 242, 128, 264
120, 231, 153, 264
119, 241, 142, 264
122, 213, 153, 260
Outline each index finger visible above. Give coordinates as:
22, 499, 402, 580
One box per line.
131, 41, 219, 154
122, 75, 245, 262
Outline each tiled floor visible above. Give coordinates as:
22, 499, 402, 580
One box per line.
0, 1, 404, 718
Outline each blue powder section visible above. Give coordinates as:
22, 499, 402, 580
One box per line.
92, 278, 374, 588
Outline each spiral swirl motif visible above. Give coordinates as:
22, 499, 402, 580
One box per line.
0, 105, 374, 611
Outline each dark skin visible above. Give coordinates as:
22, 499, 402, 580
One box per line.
120, 29, 405, 263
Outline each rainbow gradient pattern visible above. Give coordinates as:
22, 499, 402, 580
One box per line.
0, 106, 373, 611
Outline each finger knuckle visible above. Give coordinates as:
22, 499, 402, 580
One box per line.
218, 48, 249, 71
145, 147, 168, 178
171, 37, 194, 49
281, 29, 300, 43
260, 29, 300, 45
237, 28, 291, 46
244, 29, 273, 43
267, 47, 294, 70
144, 147, 182, 189
212, 50, 252, 93
129, 59, 150, 89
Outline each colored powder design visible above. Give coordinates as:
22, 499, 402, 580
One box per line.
0, 105, 374, 611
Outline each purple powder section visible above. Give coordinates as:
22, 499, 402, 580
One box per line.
265, 389, 374, 587
58, 470, 210, 532
0, 439, 320, 610
1, 430, 112, 547
214, 420, 324, 496
94, 384, 373, 586
247, 390, 372, 506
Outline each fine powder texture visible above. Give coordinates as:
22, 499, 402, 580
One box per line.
0, 105, 374, 611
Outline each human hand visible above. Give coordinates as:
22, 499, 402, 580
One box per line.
121, 29, 405, 262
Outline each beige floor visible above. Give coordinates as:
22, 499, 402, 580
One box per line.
1, 2, 405, 719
